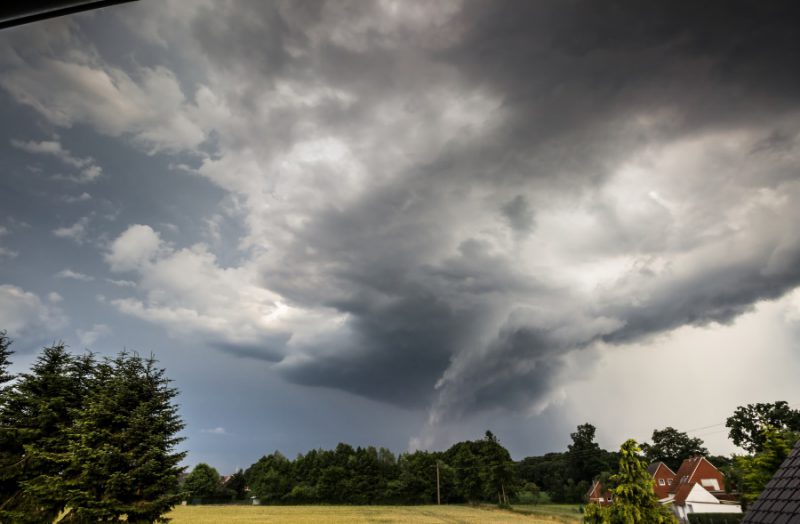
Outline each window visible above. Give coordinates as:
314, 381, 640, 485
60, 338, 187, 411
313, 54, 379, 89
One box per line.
668, 478, 672, 485
658, 478, 666, 486
700, 479, 720, 491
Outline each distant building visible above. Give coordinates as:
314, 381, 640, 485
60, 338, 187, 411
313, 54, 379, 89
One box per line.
655, 456, 741, 523
741, 439, 800, 523
647, 461, 676, 500
586, 479, 613, 506
670, 456, 726, 494
671, 483, 742, 522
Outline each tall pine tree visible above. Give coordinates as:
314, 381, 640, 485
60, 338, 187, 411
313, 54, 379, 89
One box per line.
0, 343, 90, 523
60, 352, 186, 523
0, 331, 17, 517
603, 439, 676, 524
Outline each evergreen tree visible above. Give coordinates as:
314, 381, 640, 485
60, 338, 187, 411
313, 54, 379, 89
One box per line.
60, 352, 185, 523
0, 330, 12, 389
602, 439, 676, 524
0, 331, 16, 517
0, 343, 88, 523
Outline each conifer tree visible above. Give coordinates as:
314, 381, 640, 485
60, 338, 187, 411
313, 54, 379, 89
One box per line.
604, 439, 676, 524
60, 352, 186, 523
0, 330, 12, 389
0, 331, 17, 517
0, 343, 89, 522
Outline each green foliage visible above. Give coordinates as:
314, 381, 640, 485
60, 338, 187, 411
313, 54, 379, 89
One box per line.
583, 502, 607, 523
0, 330, 17, 517
59, 352, 185, 522
707, 455, 732, 470
568, 424, 606, 483
514, 482, 541, 504
185, 463, 227, 501
641, 427, 708, 472
0, 335, 185, 524
0, 343, 91, 523
0, 330, 12, 388
688, 512, 743, 524
240, 430, 514, 505
224, 470, 247, 500
517, 423, 618, 503
587, 439, 676, 524
729, 426, 798, 508
726, 401, 800, 453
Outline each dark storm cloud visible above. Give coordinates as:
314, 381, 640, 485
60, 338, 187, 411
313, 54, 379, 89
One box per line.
180, 0, 800, 425
501, 195, 535, 235
7, 0, 800, 447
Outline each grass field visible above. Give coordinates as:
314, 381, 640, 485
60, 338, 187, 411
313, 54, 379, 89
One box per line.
510, 504, 582, 523
166, 504, 583, 523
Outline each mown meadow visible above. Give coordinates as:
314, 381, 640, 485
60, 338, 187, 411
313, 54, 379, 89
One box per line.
166, 504, 582, 523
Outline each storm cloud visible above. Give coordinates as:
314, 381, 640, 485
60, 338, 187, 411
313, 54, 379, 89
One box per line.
2, 0, 800, 454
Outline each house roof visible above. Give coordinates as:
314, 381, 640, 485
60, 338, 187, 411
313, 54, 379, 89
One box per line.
648, 461, 676, 477
670, 455, 718, 494
673, 483, 695, 505
742, 440, 800, 524
674, 483, 721, 505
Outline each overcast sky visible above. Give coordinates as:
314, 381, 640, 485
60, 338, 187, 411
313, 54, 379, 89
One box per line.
2, 0, 800, 472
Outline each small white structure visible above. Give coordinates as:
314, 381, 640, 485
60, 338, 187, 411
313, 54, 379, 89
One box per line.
251, 496, 260, 505
671, 483, 741, 523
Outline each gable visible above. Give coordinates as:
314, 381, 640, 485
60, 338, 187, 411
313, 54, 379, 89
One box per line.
671, 456, 724, 493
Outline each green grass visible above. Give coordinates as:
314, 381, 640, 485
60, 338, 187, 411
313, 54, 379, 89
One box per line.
509, 504, 583, 523
166, 504, 578, 523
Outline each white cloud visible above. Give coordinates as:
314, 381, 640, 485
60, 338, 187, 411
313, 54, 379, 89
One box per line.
63, 192, 92, 203
3, 60, 206, 153
52, 216, 89, 243
0, 284, 68, 336
11, 138, 102, 183
0, 226, 18, 260
55, 268, 94, 281
76, 323, 110, 347
105, 226, 343, 354
200, 427, 227, 435
105, 278, 137, 288
48, 292, 63, 303
105, 224, 163, 272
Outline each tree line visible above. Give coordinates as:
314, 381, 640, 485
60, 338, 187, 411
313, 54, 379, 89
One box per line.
186, 430, 514, 505
188, 405, 800, 509
0, 331, 185, 523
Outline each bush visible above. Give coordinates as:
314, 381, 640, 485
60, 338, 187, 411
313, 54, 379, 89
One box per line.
687, 513, 743, 524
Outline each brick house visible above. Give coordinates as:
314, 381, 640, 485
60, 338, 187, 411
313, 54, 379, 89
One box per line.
661, 456, 741, 523
670, 456, 725, 494
647, 461, 676, 499
586, 479, 613, 506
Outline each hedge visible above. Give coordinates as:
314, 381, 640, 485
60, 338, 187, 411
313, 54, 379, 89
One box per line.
687, 513, 743, 524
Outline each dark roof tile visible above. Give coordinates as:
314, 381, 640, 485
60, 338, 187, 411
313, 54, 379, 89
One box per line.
743, 440, 800, 524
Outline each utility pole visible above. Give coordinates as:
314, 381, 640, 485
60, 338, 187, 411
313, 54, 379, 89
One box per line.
436, 462, 441, 505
